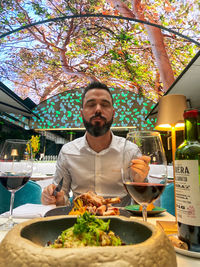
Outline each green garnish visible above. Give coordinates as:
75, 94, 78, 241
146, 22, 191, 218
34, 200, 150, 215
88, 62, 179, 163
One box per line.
51, 212, 122, 248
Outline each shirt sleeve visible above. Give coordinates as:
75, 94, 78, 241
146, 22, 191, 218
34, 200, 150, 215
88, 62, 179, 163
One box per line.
53, 147, 72, 202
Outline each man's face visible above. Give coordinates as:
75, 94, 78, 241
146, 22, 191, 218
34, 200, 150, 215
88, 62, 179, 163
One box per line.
81, 89, 115, 137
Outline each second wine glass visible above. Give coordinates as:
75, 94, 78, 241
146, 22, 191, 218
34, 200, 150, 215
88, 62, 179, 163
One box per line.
0, 139, 33, 230
122, 131, 167, 222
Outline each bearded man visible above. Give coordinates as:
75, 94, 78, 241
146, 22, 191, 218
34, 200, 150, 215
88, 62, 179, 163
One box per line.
41, 82, 149, 207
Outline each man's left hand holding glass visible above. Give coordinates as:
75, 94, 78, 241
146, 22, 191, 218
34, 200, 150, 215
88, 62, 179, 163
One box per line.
130, 156, 150, 182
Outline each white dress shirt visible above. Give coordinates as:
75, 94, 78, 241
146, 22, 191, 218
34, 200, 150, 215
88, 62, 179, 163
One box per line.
53, 132, 141, 206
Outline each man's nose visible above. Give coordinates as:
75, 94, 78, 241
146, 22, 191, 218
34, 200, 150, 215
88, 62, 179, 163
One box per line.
95, 103, 102, 113
95, 111, 102, 117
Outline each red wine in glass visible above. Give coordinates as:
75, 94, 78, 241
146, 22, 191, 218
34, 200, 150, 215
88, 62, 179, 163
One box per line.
0, 176, 30, 191
0, 139, 33, 231
123, 182, 165, 205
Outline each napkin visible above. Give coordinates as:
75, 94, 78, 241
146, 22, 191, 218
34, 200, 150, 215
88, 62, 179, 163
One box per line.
0, 204, 56, 219
156, 220, 178, 235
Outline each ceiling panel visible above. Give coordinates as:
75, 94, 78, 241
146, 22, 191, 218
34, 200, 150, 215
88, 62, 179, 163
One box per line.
0, 82, 36, 117
146, 50, 200, 119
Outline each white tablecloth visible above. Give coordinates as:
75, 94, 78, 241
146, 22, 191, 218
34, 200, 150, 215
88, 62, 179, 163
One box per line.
32, 162, 56, 176
0, 204, 56, 218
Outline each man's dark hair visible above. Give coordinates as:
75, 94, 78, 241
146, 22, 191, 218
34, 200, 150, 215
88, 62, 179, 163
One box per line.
81, 81, 113, 107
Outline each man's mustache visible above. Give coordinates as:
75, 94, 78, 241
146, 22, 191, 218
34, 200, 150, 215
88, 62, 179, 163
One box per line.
90, 113, 106, 122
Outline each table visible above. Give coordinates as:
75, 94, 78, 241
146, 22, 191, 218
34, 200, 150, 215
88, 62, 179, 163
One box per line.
31, 176, 54, 190
0, 210, 199, 266
31, 176, 54, 181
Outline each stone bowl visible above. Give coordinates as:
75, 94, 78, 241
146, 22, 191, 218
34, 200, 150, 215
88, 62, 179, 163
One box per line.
0, 215, 177, 267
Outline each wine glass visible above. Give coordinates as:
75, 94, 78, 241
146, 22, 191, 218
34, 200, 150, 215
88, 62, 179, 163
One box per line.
0, 139, 33, 230
122, 131, 167, 222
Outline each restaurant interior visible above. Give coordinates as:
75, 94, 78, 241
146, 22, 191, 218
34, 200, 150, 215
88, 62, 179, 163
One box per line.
0, 8, 200, 266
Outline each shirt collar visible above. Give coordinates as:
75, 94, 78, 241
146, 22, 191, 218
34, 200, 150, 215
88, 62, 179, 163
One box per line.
80, 131, 122, 154
109, 132, 123, 152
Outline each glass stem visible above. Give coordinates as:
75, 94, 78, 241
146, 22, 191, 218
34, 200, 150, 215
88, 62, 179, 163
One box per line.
8, 191, 15, 221
142, 204, 147, 222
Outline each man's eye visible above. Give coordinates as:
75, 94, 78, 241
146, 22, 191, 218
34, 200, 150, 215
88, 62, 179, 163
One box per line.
87, 102, 96, 107
101, 102, 110, 107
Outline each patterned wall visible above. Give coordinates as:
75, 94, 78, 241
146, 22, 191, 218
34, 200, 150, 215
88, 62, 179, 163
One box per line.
30, 87, 156, 131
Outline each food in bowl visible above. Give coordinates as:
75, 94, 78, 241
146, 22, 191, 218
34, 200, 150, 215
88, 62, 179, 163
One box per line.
48, 212, 123, 248
69, 191, 121, 216
168, 235, 188, 250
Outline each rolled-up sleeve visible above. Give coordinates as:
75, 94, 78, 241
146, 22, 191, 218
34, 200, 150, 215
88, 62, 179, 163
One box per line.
53, 148, 72, 200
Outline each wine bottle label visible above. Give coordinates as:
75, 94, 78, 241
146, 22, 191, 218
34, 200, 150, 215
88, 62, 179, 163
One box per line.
175, 160, 200, 226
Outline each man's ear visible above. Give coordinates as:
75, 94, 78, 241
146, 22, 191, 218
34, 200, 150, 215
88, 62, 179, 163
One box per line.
113, 108, 115, 118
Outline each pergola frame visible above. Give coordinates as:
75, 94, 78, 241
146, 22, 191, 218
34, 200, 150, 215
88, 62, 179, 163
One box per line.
1, 14, 200, 46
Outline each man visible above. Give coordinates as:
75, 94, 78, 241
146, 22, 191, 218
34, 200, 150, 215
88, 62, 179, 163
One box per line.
41, 82, 149, 206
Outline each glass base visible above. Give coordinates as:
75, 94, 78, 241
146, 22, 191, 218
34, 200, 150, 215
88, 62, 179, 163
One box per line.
0, 218, 18, 231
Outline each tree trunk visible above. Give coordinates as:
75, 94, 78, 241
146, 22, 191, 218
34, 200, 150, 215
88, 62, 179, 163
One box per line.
107, 0, 175, 92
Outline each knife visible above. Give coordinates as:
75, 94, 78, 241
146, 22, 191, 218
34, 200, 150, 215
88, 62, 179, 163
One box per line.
53, 177, 63, 196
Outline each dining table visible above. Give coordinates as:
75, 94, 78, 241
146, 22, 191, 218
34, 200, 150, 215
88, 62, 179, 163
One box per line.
0, 205, 199, 267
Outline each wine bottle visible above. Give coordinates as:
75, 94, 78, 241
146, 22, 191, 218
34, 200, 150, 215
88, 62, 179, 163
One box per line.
198, 110, 200, 142
175, 108, 200, 252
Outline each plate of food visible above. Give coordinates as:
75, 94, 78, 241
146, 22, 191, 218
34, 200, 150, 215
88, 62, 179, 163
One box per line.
44, 205, 73, 217
168, 234, 200, 259
124, 203, 166, 216
174, 247, 200, 258
44, 191, 131, 218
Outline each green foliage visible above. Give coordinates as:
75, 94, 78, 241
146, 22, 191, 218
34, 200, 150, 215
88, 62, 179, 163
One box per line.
32, 3, 47, 16
116, 30, 133, 42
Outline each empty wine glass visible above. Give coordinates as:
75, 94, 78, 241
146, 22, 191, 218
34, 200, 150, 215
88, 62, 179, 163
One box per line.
0, 139, 33, 230
122, 131, 167, 222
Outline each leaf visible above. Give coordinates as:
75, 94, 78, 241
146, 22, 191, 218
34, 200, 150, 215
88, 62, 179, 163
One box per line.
165, 6, 172, 12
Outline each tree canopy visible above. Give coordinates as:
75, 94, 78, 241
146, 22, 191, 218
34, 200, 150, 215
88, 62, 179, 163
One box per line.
0, 0, 199, 104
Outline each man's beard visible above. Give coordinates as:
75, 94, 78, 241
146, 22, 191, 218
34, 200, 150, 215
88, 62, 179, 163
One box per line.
82, 113, 113, 137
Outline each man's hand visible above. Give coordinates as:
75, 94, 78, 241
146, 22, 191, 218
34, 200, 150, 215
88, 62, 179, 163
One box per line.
41, 184, 65, 206
130, 155, 150, 182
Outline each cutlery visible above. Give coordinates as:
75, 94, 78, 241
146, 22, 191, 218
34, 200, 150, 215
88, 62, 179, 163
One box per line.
53, 177, 63, 196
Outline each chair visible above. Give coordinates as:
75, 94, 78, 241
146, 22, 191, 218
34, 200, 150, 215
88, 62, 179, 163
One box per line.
0, 180, 42, 214
160, 182, 175, 216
